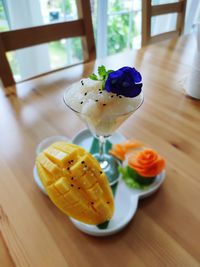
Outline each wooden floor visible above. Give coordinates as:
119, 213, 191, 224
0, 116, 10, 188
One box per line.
0, 34, 200, 267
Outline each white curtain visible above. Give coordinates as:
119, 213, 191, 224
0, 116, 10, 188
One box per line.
184, 0, 200, 34
5, 0, 50, 81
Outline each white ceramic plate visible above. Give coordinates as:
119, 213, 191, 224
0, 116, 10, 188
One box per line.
70, 170, 165, 236
33, 130, 166, 236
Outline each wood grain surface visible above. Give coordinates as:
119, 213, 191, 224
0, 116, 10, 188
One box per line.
0, 34, 200, 267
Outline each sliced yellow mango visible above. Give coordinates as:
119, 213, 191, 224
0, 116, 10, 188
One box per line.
36, 142, 114, 224
74, 173, 97, 189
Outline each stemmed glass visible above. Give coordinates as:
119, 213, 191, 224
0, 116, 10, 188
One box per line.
63, 87, 143, 186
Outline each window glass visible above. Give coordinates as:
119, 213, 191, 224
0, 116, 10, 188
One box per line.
151, 0, 179, 5
151, 13, 178, 36
48, 38, 83, 69
0, 0, 9, 31
40, 0, 78, 24
108, 0, 135, 13
6, 52, 20, 81
107, 0, 141, 55
6, 37, 83, 82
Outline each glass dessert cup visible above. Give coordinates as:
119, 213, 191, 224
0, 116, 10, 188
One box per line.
63, 88, 144, 186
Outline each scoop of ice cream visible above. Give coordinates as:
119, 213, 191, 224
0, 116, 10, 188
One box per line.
64, 78, 143, 136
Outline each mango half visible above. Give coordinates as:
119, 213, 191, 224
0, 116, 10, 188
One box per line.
36, 142, 114, 224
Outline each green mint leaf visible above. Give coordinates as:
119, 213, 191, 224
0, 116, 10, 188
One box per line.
89, 73, 98, 80
98, 65, 107, 79
89, 66, 114, 90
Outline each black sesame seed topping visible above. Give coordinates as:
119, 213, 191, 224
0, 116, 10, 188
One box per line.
84, 92, 87, 96
71, 184, 74, 187
103, 104, 106, 106
81, 80, 84, 85
81, 161, 85, 164
100, 171, 103, 174
107, 201, 110, 204
119, 95, 122, 98
67, 167, 70, 170
71, 160, 74, 163
84, 165, 87, 168
95, 99, 98, 102
80, 101, 83, 104
111, 95, 114, 98
99, 91, 102, 94
91, 202, 94, 205
71, 177, 74, 180
78, 187, 81, 189
99, 89, 101, 91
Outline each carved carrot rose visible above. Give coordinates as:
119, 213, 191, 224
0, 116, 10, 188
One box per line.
128, 149, 165, 178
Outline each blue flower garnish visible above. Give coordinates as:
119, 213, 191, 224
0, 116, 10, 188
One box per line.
105, 66, 142, 98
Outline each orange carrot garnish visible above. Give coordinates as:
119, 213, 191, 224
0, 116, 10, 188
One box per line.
109, 140, 143, 161
128, 149, 165, 177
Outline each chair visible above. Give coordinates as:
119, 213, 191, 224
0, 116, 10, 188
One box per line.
0, 0, 95, 88
142, 0, 187, 46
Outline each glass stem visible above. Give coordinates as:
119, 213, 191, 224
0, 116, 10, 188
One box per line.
99, 136, 106, 162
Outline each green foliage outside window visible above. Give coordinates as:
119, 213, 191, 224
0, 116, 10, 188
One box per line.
107, 0, 138, 55
48, 0, 82, 68
108, 13, 130, 55
0, 0, 9, 31
0, 0, 5, 19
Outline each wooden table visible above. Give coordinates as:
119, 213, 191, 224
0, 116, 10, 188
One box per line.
0, 34, 200, 267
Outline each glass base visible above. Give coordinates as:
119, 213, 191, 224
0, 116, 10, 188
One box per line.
93, 154, 121, 186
